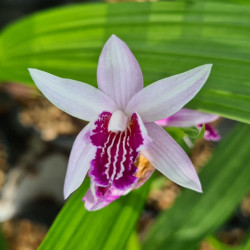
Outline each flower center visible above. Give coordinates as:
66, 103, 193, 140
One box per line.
108, 110, 128, 132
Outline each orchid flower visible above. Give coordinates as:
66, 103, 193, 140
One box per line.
156, 108, 221, 141
28, 35, 212, 211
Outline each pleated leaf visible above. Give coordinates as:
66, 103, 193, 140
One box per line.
0, 1, 250, 123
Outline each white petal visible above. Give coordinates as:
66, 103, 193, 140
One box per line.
157, 108, 219, 127
126, 64, 212, 122
141, 122, 202, 192
29, 68, 117, 121
64, 123, 96, 199
97, 35, 143, 109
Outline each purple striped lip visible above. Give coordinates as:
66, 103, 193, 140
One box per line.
89, 111, 147, 191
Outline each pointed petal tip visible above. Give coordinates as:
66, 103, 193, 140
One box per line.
28, 68, 40, 74
110, 34, 118, 39
28, 68, 47, 81
194, 64, 213, 77
27, 68, 36, 75
202, 63, 213, 72
63, 190, 70, 200
107, 34, 120, 44
206, 63, 213, 67
190, 178, 203, 193
107, 34, 129, 48
196, 183, 203, 193
28, 68, 45, 83
177, 173, 203, 193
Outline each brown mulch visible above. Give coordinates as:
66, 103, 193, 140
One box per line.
0, 143, 8, 189
18, 97, 84, 141
2, 220, 47, 250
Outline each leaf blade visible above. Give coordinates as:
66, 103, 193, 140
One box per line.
0, 1, 250, 122
39, 178, 150, 250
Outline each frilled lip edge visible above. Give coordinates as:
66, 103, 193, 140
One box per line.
83, 155, 155, 211
83, 182, 132, 211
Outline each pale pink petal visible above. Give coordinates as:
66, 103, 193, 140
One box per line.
126, 64, 212, 122
83, 184, 113, 211
28, 68, 117, 122
155, 117, 169, 127
83, 186, 106, 211
141, 123, 202, 192
83, 182, 131, 211
97, 35, 143, 110
64, 123, 96, 199
156, 108, 219, 127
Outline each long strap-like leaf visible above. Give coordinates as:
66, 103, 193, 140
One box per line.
39, 178, 150, 250
0, 1, 250, 123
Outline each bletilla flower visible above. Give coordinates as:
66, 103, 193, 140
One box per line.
28, 35, 213, 211
156, 108, 221, 141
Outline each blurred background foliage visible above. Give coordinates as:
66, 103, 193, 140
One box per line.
1, 0, 250, 123
0, 0, 249, 249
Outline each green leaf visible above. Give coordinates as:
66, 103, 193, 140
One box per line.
206, 235, 244, 250
0, 1, 250, 123
125, 231, 141, 250
181, 126, 200, 138
144, 123, 250, 250
39, 178, 150, 250
164, 127, 191, 153
0, 228, 6, 250
243, 232, 250, 250
197, 123, 206, 139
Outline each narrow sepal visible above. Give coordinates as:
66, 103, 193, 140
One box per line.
126, 64, 212, 122
142, 123, 202, 192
